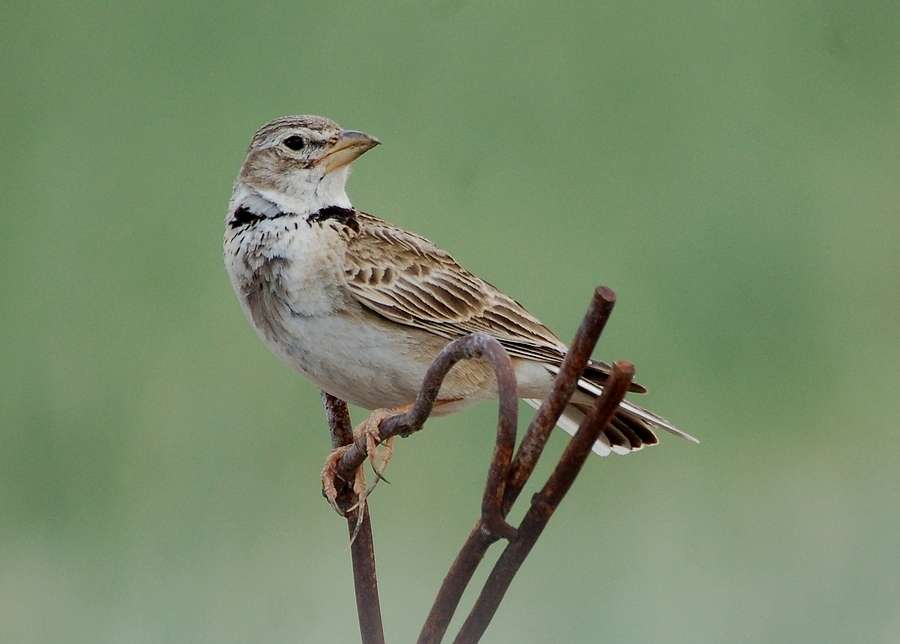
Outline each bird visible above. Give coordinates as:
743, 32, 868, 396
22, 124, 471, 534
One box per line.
223, 115, 696, 494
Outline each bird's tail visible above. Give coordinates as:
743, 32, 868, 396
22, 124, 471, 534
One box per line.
524, 376, 698, 456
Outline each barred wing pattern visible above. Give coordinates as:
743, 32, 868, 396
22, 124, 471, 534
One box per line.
344, 212, 569, 366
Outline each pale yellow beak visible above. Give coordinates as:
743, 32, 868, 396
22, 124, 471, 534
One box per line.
322, 130, 380, 173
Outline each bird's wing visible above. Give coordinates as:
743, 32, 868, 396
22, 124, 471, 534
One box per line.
343, 213, 569, 365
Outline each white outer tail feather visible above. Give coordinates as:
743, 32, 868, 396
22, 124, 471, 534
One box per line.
525, 372, 699, 457
524, 398, 620, 456
543, 366, 699, 444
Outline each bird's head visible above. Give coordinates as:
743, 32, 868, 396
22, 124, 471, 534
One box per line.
233, 115, 380, 216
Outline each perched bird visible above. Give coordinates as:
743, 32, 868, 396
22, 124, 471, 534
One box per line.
224, 115, 696, 468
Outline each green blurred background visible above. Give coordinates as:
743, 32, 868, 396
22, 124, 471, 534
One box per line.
2, 1, 899, 642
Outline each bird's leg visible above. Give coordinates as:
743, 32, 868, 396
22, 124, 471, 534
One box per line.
357, 406, 407, 494
320, 404, 411, 519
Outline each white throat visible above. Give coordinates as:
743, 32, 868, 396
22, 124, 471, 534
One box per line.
231, 166, 353, 218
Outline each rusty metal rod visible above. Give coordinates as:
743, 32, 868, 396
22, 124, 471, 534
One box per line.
418, 287, 617, 644
416, 521, 496, 644
323, 390, 354, 449
473, 338, 519, 542
321, 392, 386, 644
453, 361, 635, 644
345, 507, 383, 644
503, 285, 616, 514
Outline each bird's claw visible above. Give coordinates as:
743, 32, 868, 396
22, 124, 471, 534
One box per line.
358, 408, 397, 493
321, 445, 366, 517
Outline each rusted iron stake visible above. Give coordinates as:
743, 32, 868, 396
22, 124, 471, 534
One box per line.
418, 287, 616, 644
453, 361, 635, 644
321, 392, 386, 644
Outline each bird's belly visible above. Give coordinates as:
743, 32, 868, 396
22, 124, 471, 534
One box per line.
264, 308, 499, 411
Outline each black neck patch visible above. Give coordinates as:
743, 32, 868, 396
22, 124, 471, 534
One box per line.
307, 206, 360, 233
228, 205, 290, 229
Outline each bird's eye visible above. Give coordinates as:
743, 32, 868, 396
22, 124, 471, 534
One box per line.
283, 135, 306, 151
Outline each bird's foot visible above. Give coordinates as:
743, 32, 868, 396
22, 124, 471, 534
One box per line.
321, 445, 367, 517
357, 407, 400, 495
320, 406, 406, 523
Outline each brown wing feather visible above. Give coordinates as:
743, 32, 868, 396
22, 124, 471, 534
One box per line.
343, 212, 647, 393
343, 213, 566, 361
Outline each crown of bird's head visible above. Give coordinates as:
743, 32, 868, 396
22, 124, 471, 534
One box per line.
234, 115, 380, 215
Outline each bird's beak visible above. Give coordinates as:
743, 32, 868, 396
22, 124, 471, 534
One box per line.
322, 130, 380, 174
